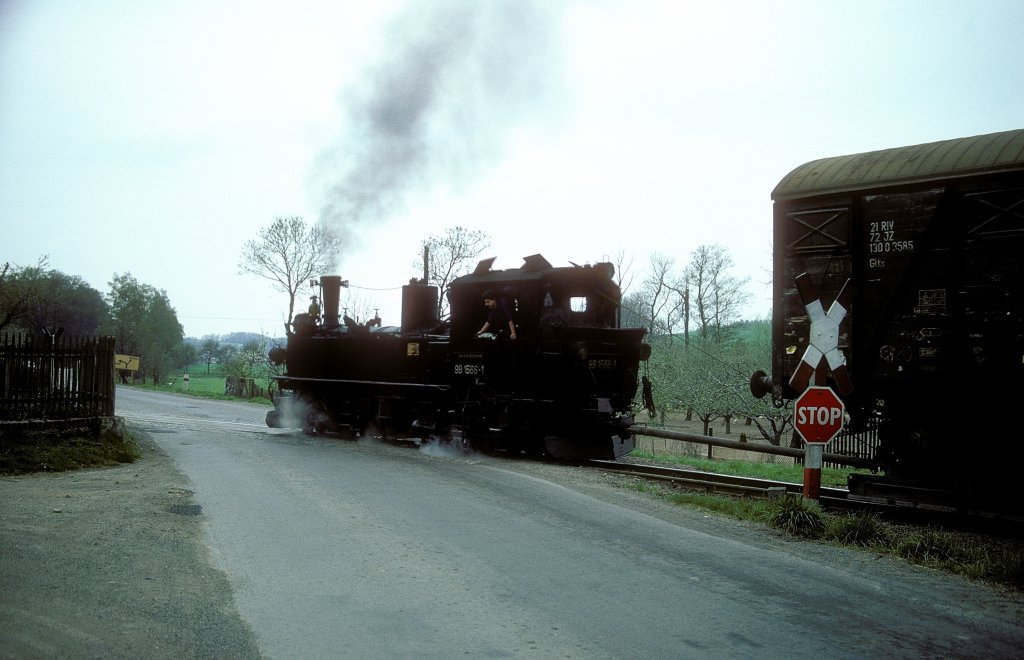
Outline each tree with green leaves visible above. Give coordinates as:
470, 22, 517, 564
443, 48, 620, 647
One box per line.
102, 273, 184, 385
20, 270, 108, 337
198, 335, 221, 374
174, 342, 199, 373
0, 257, 48, 333
220, 338, 270, 397
648, 337, 732, 434
225, 339, 266, 379
216, 343, 238, 370
239, 217, 341, 331
417, 226, 492, 319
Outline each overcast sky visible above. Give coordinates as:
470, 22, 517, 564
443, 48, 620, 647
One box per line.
2, 0, 1022, 338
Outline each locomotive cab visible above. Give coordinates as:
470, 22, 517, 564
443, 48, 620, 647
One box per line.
448, 256, 619, 340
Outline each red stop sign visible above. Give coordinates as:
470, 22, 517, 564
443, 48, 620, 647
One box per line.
794, 386, 845, 444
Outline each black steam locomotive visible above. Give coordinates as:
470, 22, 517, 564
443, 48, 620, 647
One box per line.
266, 254, 651, 459
752, 128, 1024, 509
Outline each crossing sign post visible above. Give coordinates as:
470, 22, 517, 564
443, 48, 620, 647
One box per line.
793, 386, 846, 500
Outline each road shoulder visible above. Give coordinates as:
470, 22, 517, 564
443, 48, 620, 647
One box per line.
0, 433, 260, 659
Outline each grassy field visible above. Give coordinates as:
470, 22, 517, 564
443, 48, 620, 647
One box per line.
125, 365, 274, 406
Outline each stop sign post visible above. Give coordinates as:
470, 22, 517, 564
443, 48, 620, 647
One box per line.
794, 386, 846, 500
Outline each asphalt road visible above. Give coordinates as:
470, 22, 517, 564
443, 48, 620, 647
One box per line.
3, 387, 1022, 658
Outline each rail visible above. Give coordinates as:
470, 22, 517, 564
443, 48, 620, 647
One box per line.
588, 459, 853, 509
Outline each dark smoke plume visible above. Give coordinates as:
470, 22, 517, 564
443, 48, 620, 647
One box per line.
317, 0, 566, 244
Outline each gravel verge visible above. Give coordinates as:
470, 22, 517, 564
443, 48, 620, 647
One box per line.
0, 433, 260, 659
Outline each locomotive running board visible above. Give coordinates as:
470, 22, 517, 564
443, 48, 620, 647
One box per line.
273, 375, 451, 390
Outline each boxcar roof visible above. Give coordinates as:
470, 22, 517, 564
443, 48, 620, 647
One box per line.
772, 128, 1024, 201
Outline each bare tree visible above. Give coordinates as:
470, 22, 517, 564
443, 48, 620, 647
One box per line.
619, 291, 648, 329
636, 253, 682, 339
239, 217, 340, 331
611, 249, 635, 297
685, 244, 749, 342
339, 289, 380, 325
418, 226, 492, 319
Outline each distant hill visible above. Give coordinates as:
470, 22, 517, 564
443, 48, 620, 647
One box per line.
184, 332, 286, 347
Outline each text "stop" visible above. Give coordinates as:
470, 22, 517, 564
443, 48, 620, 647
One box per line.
796, 405, 843, 426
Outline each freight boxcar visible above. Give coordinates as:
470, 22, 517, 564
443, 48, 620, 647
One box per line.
753, 129, 1024, 508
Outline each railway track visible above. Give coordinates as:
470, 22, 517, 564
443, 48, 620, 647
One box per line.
586, 459, 1024, 529
586, 459, 856, 510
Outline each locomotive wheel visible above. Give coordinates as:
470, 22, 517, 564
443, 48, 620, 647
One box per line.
302, 417, 330, 436
447, 425, 472, 454
301, 400, 331, 436
520, 436, 546, 457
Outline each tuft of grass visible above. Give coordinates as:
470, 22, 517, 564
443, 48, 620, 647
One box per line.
764, 494, 826, 538
825, 511, 892, 547
0, 426, 140, 475
894, 527, 960, 563
887, 527, 1024, 588
667, 491, 769, 519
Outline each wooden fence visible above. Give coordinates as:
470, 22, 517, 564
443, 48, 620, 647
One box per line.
0, 334, 116, 421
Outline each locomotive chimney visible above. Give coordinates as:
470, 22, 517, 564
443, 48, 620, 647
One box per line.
320, 275, 345, 330
402, 281, 440, 333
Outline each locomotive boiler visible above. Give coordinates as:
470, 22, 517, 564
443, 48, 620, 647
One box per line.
266, 254, 651, 460
752, 128, 1024, 509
